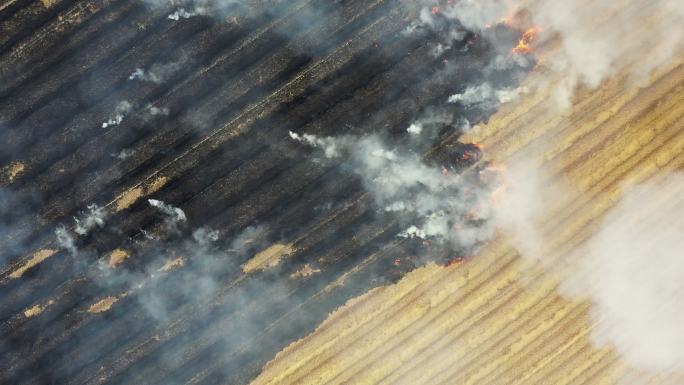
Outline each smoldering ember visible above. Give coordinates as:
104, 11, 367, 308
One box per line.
1, 1, 683, 384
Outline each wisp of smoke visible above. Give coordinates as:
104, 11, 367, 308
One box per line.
149, 199, 187, 233
290, 132, 495, 252
143, 0, 246, 20
74, 204, 108, 236
529, 0, 684, 107
113, 148, 135, 160
495, 162, 684, 374
129, 61, 182, 84
412, 0, 684, 107
55, 225, 77, 255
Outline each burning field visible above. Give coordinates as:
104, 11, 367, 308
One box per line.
1, 0, 683, 384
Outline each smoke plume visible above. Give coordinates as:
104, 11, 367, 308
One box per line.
447, 82, 527, 109
562, 174, 684, 374
413, 0, 684, 107
148, 199, 187, 233
489, 160, 684, 376
429, 0, 684, 374
73, 204, 108, 236
101, 101, 133, 129
55, 226, 77, 255
129, 61, 182, 84
289, 132, 496, 253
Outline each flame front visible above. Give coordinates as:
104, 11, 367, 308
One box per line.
512, 27, 541, 54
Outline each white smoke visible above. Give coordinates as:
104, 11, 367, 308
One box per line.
494, 161, 684, 375
440, 0, 517, 32
406, 108, 454, 137
405, 109, 473, 151
168, 7, 205, 20
142, 0, 245, 20
560, 174, 684, 374
435, 0, 684, 373
226, 225, 268, 255
102, 101, 132, 129
288, 131, 345, 158
146, 105, 169, 117
290, 132, 495, 250
411, 0, 683, 108
402, 6, 469, 61
74, 204, 108, 236
528, 0, 684, 107
435, 0, 684, 375
192, 227, 220, 245
55, 226, 76, 255
399, 225, 427, 239
129, 61, 182, 84
113, 148, 135, 160
148, 199, 187, 233
488, 161, 556, 260
406, 124, 422, 135
447, 82, 527, 108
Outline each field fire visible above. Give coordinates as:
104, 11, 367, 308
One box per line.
1, 0, 683, 384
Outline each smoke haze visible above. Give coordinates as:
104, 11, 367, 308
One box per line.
415, 0, 684, 106
2, 0, 682, 382
409, 0, 684, 376
563, 174, 684, 375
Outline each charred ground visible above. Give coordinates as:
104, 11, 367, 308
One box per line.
0, 1, 531, 384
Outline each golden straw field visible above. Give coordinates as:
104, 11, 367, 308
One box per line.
252, 35, 684, 385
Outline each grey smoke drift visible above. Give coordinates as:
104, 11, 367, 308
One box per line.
421, 0, 684, 374
144, 0, 246, 20
492, 163, 684, 375
74, 204, 108, 236
565, 174, 684, 375
289, 132, 495, 252
149, 199, 187, 233
129, 61, 182, 84
413, 0, 684, 106
54, 226, 76, 255
101, 101, 132, 129
447, 82, 527, 108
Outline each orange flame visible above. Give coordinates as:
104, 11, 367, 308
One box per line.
444, 256, 465, 267
512, 27, 541, 54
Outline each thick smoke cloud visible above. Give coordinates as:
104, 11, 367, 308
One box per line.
54, 226, 77, 255
447, 82, 528, 109
144, 0, 245, 19
74, 204, 108, 236
529, 0, 684, 107
490, 159, 684, 377
5, 0, 679, 382
426, 0, 684, 375
414, 0, 684, 107
561, 174, 684, 375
